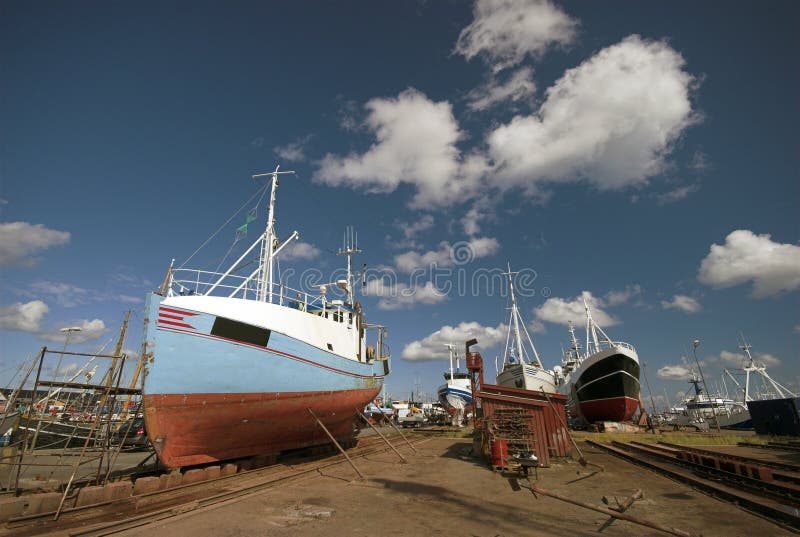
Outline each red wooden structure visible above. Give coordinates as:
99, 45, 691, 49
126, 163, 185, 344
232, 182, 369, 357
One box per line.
466, 340, 571, 468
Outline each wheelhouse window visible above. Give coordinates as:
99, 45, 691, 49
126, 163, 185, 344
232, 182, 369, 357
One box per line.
211, 317, 270, 347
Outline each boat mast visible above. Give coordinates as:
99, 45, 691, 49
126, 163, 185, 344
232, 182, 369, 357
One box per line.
253, 166, 295, 303
584, 298, 600, 355
336, 226, 361, 304
740, 335, 796, 399
445, 343, 456, 380
503, 265, 524, 363
568, 320, 581, 362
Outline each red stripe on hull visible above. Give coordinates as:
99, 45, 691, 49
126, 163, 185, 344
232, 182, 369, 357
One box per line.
579, 396, 639, 423
159, 307, 199, 316
156, 319, 196, 329
143, 387, 380, 468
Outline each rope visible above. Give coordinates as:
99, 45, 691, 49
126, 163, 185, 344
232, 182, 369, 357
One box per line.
178, 183, 268, 269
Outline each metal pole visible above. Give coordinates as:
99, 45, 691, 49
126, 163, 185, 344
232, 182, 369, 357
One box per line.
691, 340, 721, 434
376, 408, 418, 453
354, 408, 407, 463
540, 386, 603, 471
514, 481, 695, 537
642, 362, 658, 417
16, 348, 46, 491
307, 408, 364, 480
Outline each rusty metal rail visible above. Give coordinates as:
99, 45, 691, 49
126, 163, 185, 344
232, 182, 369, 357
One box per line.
739, 441, 800, 453
648, 441, 800, 483
3, 434, 428, 536
587, 440, 800, 531
615, 441, 800, 505
652, 442, 800, 474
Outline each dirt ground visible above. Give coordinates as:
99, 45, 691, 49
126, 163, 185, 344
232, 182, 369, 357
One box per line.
117, 436, 792, 537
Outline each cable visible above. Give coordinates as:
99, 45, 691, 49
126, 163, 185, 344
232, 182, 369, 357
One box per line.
178, 183, 268, 269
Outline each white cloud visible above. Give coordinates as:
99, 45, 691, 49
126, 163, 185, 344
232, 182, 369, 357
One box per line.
461, 196, 497, 236
487, 35, 697, 194
454, 0, 578, 71
466, 67, 536, 111
363, 279, 447, 310
528, 319, 546, 334
661, 294, 702, 314
604, 284, 642, 307
534, 291, 619, 328
657, 364, 692, 381
688, 150, 710, 172
274, 135, 312, 162
0, 300, 49, 332
397, 215, 435, 240
315, 88, 488, 209
393, 237, 500, 273
402, 321, 508, 361
280, 241, 321, 261
0, 222, 70, 267
30, 280, 90, 307
656, 183, 700, 205
41, 319, 107, 344
719, 349, 780, 368
698, 230, 800, 298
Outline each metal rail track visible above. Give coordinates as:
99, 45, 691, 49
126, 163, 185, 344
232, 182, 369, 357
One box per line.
650, 441, 800, 479
3, 435, 428, 537
739, 442, 800, 453
587, 440, 800, 532
616, 441, 800, 504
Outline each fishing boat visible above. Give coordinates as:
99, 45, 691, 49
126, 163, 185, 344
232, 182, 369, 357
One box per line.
672, 372, 750, 429
494, 266, 558, 395
436, 343, 472, 426
675, 339, 796, 430
141, 167, 390, 468
553, 301, 640, 423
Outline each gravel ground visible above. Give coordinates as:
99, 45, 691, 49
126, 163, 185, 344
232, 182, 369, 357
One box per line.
115, 435, 792, 537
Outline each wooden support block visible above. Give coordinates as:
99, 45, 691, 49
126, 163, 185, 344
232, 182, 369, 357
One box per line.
104, 481, 132, 502
133, 476, 161, 495
181, 468, 206, 485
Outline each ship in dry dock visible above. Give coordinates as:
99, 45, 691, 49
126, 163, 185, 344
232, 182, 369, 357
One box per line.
554, 301, 640, 423
141, 167, 390, 468
494, 265, 558, 395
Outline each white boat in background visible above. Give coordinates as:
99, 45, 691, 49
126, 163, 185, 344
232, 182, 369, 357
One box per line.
437, 343, 472, 426
553, 301, 641, 423
494, 266, 558, 395
674, 339, 796, 430
675, 372, 751, 429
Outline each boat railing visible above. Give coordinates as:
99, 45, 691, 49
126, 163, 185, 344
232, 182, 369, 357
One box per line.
596, 340, 636, 352
170, 268, 326, 311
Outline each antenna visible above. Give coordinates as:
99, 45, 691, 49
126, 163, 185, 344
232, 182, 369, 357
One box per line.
336, 226, 362, 302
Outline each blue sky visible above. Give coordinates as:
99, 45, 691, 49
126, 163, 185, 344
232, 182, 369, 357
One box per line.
2, 1, 798, 410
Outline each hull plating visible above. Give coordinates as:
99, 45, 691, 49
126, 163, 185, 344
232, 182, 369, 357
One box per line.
143, 293, 384, 468
563, 347, 641, 423
144, 389, 378, 467
579, 396, 640, 423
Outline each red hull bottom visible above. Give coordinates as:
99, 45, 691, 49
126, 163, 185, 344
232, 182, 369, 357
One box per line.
143, 387, 380, 468
579, 396, 639, 423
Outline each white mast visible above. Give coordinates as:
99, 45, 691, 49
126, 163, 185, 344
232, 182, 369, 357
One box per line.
568, 320, 582, 362
253, 166, 295, 303
584, 297, 600, 355
740, 336, 795, 399
445, 343, 456, 380
502, 264, 543, 367
336, 226, 361, 304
